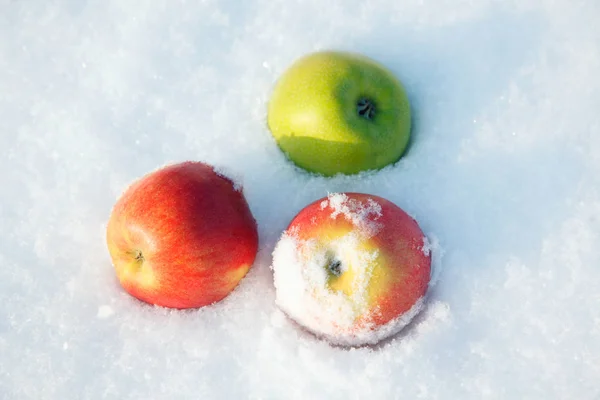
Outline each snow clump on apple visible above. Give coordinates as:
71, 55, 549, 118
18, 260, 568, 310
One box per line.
321, 193, 384, 237
213, 164, 244, 192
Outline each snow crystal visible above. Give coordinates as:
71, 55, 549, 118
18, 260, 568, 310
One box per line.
422, 236, 433, 256
97, 305, 115, 319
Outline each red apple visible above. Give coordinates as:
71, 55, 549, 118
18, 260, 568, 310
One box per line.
106, 161, 258, 309
272, 192, 431, 346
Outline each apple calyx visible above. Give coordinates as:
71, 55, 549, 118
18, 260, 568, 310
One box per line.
133, 250, 144, 262
327, 257, 342, 277
357, 97, 376, 120
128, 249, 144, 267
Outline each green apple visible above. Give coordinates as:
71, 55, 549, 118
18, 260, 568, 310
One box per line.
267, 50, 411, 176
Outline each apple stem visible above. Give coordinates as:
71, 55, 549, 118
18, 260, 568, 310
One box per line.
134, 250, 144, 263
357, 98, 376, 120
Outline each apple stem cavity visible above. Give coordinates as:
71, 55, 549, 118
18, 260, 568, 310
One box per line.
357, 98, 376, 120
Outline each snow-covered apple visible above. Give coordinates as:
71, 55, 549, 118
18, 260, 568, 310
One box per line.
106, 161, 258, 309
272, 193, 431, 346
267, 50, 412, 176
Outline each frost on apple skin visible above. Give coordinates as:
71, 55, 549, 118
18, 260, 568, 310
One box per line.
272, 193, 426, 347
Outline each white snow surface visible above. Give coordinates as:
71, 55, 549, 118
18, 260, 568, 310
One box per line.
1, 0, 600, 399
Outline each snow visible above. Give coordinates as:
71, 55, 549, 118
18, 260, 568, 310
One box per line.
1, 0, 599, 398
96, 305, 115, 319
272, 229, 383, 346
321, 192, 384, 237
212, 164, 244, 192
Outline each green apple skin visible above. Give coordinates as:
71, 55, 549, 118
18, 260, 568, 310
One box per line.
267, 51, 411, 176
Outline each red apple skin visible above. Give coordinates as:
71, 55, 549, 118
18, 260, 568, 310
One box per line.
106, 161, 258, 309
287, 193, 430, 330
